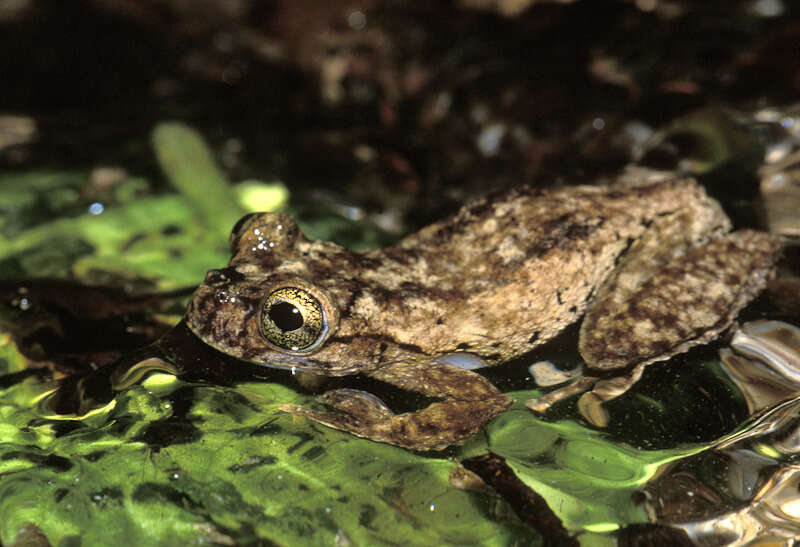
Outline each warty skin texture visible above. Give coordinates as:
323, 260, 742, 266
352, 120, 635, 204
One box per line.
187, 168, 782, 449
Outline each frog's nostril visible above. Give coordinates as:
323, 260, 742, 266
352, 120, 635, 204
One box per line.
203, 267, 245, 286
205, 269, 227, 284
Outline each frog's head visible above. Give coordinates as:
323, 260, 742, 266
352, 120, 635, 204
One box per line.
186, 212, 432, 375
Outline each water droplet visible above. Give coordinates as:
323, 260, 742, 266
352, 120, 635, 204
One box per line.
476, 123, 506, 157
88, 202, 104, 215
347, 10, 366, 30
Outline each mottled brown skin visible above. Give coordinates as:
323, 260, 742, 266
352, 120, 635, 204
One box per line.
186, 168, 783, 449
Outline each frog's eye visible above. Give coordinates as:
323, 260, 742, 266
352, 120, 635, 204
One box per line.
260, 286, 331, 352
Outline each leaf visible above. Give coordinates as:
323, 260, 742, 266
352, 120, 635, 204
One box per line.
0, 377, 538, 546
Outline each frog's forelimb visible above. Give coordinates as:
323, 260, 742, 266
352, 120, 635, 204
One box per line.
279, 361, 513, 451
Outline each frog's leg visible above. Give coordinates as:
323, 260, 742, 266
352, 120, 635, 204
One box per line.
524, 369, 645, 427
278, 361, 514, 451
527, 206, 729, 417
528, 224, 782, 424
575, 364, 648, 427
525, 376, 599, 413
581, 230, 781, 421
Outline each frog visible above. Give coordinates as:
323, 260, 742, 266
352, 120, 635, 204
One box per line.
185, 167, 783, 450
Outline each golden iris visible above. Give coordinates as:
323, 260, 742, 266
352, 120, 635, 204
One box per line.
260, 287, 327, 351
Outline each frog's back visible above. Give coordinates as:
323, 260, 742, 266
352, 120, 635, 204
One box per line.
393, 174, 717, 284
365, 174, 726, 363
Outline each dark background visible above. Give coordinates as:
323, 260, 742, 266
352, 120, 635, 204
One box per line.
2, 0, 798, 230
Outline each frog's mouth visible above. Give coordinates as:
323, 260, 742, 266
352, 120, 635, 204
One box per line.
239, 351, 330, 374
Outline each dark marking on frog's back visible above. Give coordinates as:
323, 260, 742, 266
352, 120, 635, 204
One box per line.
421, 186, 535, 243
329, 248, 377, 270
398, 282, 464, 303
526, 216, 605, 259
380, 245, 423, 266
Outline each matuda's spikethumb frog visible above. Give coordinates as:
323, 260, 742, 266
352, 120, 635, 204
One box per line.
186, 168, 783, 450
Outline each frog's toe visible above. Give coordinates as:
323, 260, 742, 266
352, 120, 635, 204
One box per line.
277, 402, 363, 432
575, 365, 646, 427
317, 388, 395, 421
277, 389, 395, 437
576, 391, 609, 427
279, 388, 511, 450
282, 363, 514, 450
525, 376, 598, 413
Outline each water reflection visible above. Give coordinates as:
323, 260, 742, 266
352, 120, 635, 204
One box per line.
644, 320, 800, 545
758, 105, 800, 241
722, 321, 800, 413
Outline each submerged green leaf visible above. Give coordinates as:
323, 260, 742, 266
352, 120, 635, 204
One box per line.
0, 376, 538, 546
0, 333, 29, 375
473, 391, 716, 534
0, 129, 291, 287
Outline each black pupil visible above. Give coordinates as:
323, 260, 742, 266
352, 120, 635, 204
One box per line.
268, 301, 303, 331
